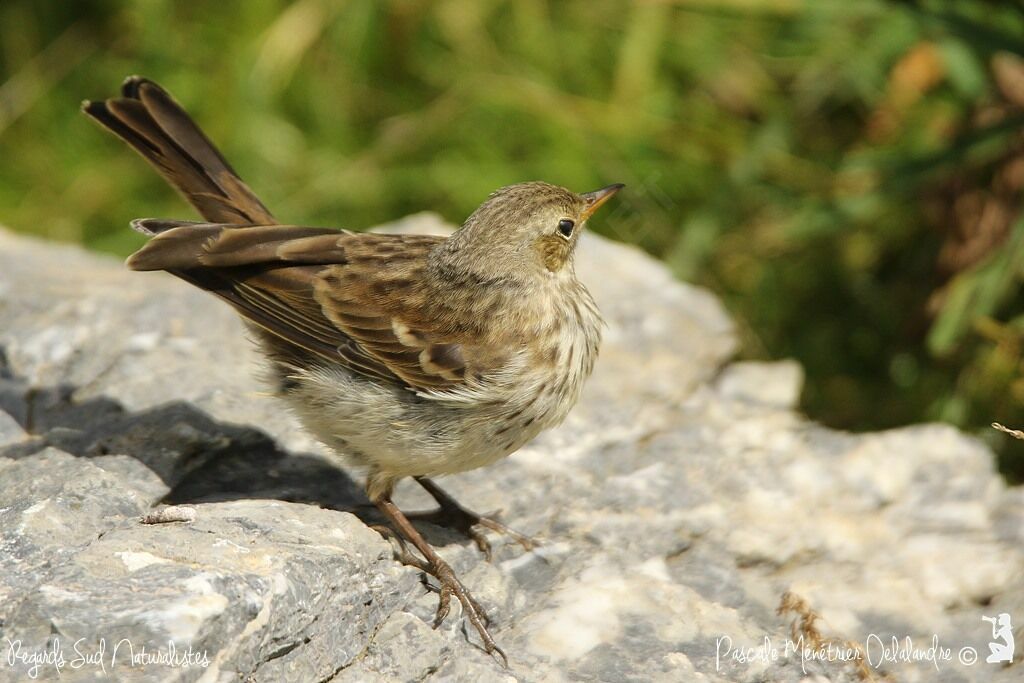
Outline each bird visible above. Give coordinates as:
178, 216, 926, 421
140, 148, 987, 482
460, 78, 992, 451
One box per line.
82, 77, 621, 662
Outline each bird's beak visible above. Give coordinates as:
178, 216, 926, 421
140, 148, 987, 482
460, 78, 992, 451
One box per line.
580, 183, 625, 220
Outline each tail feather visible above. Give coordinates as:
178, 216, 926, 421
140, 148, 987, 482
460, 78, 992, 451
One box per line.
129, 217, 205, 236
82, 76, 275, 225
125, 219, 347, 271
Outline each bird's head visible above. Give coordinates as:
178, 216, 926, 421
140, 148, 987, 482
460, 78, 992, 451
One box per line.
437, 181, 623, 281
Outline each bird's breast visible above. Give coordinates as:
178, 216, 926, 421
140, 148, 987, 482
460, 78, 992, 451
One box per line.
515, 283, 602, 428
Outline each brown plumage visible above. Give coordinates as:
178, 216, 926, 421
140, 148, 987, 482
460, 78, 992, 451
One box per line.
83, 77, 622, 662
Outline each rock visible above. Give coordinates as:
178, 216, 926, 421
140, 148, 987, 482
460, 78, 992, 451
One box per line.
331, 611, 451, 682
0, 220, 1021, 682
2, 498, 413, 683
0, 447, 168, 622
713, 359, 804, 409
0, 409, 24, 447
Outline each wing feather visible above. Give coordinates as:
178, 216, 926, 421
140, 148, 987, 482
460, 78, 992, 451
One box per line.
126, 220, 486, 392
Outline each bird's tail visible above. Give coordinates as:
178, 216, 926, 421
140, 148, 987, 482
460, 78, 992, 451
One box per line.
82, 76, 275, 226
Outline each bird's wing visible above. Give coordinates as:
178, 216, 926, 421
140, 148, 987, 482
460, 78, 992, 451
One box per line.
128, 220, 478, 392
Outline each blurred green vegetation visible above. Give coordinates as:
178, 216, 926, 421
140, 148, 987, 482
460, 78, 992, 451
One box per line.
2, 0, 1024, 477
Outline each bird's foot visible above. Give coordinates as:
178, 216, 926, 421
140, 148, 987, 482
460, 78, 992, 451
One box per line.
408, 506, 536, 561
411, 477, 538, 561
390, 543, 507, 666
431, 558, 507, 666
371, 498, 508, 667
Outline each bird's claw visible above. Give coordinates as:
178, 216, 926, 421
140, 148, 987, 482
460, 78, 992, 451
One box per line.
375, 523, 502, 660
408, 505, 539, 562
426, 558, 502, 662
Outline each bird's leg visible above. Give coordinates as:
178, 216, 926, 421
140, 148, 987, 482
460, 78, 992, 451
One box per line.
374, 494, 507, 666
409, 476, 538, 561
366, 524, 430, 572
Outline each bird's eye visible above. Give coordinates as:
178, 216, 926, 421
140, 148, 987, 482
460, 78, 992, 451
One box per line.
557, 219, 575, 239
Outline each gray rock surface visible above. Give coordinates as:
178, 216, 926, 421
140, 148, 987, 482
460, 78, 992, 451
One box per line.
0, 217, 1021, 682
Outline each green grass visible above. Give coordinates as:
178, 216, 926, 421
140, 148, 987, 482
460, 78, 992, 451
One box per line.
2, 0, 1023, 477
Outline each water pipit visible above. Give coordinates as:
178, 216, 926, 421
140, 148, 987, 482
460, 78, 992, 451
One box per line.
83, 77, 621, 662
